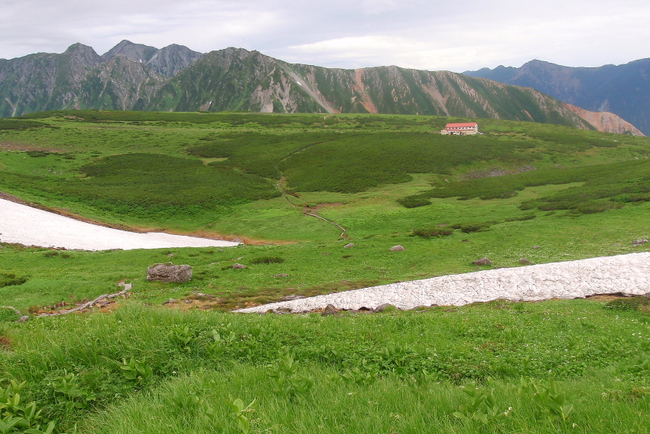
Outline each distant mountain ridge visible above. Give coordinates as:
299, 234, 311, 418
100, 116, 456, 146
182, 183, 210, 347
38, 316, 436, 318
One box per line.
464, 59, 650, 135
0, 41, 643, 136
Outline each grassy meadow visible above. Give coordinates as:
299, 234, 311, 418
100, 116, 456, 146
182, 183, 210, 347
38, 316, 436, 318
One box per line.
0, 110, 649, 432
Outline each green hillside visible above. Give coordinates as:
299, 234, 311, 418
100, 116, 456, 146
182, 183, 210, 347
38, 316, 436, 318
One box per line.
0, 111, 649, 433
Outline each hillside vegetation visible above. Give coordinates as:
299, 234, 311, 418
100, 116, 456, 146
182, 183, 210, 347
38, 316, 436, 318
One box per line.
0, 111, 649, 432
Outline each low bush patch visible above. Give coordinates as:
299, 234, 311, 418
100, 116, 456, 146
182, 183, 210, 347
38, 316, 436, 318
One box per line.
412, 227, 454, 238
0, 272, 28, 288
250, 256, 285, 265
604, 296, 650, 311
397, 195, 432, 208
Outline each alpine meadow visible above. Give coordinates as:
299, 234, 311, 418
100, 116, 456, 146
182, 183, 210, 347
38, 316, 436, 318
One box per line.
0, 110, 649, 433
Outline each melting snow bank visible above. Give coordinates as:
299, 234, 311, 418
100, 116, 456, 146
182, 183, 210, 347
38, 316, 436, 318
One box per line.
236, 252, 650, 313
0, 198, 240, 250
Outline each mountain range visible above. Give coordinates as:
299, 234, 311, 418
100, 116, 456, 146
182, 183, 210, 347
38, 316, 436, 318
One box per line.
0, 41, 643, 136
465, 59, 650, 135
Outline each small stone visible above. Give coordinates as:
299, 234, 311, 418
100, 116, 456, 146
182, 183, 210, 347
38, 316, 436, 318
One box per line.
533, 246, 542, 249
374, 303, 397, 312
632, 239, 648, 246
274, 273, 289, 278
390, 245, 405, 252
162, 298, 177, 305
232, 263, 247, 269
519, 258, 533, 265
18, 315, 29, 322
473, 257, 492, 266
344, 243, 355, 248
322, 304, 339, 316
274, 308, 292, 314
147, 263, 192, 283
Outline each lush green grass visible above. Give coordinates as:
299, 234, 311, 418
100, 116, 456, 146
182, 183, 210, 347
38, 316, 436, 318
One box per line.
1, 301, 649, 432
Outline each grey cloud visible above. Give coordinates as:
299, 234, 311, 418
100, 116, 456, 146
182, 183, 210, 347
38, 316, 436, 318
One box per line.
1, 0, 649, 71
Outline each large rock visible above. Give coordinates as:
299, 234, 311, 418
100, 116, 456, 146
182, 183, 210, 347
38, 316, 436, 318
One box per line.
146, 263, 192, 282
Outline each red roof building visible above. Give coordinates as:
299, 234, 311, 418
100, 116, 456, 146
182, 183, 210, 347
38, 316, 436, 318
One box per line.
441, 122, 479, 135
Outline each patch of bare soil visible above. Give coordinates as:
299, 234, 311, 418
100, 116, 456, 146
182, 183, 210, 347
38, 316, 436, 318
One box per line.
0, 142, 63, 152
0, 191, 28, 205
0, 336, 12, 351
586, 294, 629, 302
302, 202, 344, 213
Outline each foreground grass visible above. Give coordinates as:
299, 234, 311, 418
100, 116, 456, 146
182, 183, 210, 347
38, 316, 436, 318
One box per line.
1, 301, 649, 432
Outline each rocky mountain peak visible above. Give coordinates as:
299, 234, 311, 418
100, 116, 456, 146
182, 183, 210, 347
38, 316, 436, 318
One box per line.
62, 43, 102, 66
101, 40, 203, 77
148, 44, 203, 77
102, 40, 158, 63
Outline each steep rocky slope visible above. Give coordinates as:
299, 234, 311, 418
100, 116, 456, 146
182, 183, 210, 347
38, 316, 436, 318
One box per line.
465, 59, 650, 135
103, 40, 203, 77
0, 43, 102, 117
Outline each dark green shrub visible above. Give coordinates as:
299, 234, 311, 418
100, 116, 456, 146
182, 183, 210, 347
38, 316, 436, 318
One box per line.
397, 196, 431, 208
0, 119, 48, 130
479, 190, 519, 200
412, 227, 454, 238
26, 150, 53, 158
250, 256, 285, 265
505, 214, 537, 222
574, 200, 623, 214
605, 297, 649, 311
0, 272, 28, 288
460, 222, 493, 233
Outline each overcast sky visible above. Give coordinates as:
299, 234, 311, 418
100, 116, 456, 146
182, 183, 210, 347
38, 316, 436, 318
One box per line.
2, 0, 649, 72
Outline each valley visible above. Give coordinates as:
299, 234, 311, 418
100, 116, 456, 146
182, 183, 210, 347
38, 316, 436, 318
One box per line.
0, 111, 649, 433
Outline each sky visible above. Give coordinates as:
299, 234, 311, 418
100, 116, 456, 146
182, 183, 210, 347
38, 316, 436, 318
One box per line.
1, 0, 649, 72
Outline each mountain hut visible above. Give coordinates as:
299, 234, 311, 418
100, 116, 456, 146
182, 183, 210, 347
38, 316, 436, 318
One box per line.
441, 122, 479, 135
